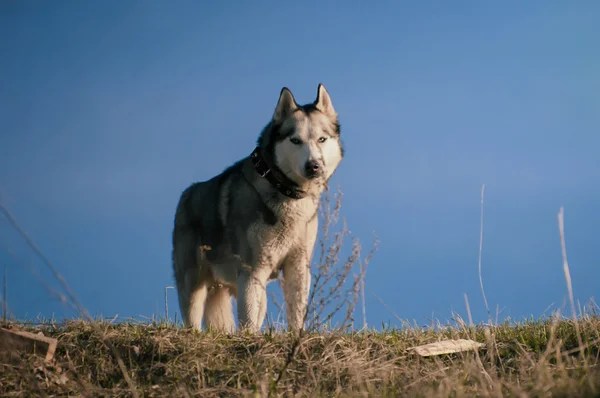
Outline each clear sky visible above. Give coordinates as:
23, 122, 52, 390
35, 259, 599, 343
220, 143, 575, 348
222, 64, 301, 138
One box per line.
1, 1, 599, 328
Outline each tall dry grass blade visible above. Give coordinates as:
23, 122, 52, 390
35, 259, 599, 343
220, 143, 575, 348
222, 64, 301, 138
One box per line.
464, 293, 473, 328
557, 207, 584, 351
478, 184, 491, 324
359, 251, 367, 330
164, 285, 174, 322
368, 286, 404, 324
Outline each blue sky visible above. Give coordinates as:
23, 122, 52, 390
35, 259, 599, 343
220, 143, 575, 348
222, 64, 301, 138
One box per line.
1, 1, 599, 328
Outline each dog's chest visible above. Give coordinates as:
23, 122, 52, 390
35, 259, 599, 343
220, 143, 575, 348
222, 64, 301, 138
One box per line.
250, 198, 317, 258
275, 194, 318, 220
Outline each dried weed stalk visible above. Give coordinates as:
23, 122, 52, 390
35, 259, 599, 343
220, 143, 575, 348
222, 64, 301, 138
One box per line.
307, 185, 377, 331
274, 185, 378, 388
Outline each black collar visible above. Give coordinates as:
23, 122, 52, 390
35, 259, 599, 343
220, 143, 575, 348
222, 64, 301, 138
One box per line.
250, 147, 307, 199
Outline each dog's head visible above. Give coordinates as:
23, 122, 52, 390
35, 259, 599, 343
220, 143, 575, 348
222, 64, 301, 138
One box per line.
259, 84, 344, 186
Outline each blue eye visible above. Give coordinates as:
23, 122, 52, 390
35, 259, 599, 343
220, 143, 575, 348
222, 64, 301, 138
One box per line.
290, 137, 302, 145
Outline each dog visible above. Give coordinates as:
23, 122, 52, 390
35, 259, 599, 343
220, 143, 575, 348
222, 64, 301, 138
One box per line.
172, 84, 344, 333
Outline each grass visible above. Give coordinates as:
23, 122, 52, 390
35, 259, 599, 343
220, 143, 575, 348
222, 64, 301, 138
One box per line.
1, 314, 600, 397
2, 187, 599, 396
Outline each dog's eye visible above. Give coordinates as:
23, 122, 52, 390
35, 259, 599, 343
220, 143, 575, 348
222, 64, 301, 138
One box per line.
290, 137, 302, 145
318, 137, 327, 143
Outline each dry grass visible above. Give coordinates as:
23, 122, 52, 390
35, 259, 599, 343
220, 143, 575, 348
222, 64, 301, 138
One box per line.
2, 187, 599, 396
1, 315, 600, 397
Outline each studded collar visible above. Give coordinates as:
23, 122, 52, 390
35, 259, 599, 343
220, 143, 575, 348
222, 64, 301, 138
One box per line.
250, 147, 307, 200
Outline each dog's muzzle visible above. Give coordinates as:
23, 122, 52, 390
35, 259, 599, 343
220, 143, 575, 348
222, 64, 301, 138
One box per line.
304, 160, 323, 179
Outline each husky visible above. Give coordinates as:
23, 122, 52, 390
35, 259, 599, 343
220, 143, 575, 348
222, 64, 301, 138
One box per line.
172, 84, 344, 333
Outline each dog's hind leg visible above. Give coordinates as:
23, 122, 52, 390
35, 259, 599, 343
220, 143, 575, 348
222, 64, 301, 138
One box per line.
173, 227, 209, 330
203, 285, 235, 333
186, 283, 208, 330
177, 267, 208, 330
174, 244, 208, 330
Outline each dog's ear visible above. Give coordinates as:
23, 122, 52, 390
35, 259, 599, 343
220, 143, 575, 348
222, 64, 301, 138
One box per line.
273, 87, 298, 123
314, 84, 337, 118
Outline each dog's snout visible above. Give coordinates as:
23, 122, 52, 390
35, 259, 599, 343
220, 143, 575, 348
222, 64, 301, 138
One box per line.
304, 160, 321, 178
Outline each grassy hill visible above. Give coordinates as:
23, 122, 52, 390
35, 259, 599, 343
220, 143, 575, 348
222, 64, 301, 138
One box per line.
1, 193, 598, 396
2, 316, 599, 397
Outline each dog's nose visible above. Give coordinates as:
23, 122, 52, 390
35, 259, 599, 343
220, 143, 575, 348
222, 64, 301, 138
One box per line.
305, 161, 320, 176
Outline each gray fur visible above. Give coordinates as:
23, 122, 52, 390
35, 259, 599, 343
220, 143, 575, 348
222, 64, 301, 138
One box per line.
172, 84, 343, 333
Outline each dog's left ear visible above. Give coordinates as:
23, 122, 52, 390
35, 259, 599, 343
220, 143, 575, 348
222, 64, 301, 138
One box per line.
314, 84, 337, 118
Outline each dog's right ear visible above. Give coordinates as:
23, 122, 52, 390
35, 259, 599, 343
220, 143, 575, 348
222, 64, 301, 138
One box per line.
273, 87, 298, 123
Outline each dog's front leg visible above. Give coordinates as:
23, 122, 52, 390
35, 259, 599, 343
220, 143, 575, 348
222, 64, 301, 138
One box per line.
282, 250, 311, 332
237, 268, 269, 332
